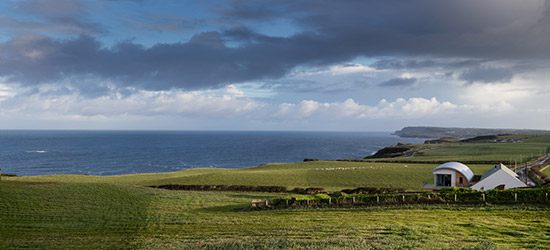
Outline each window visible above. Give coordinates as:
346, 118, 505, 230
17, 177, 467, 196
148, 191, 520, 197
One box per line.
459, 177, 463, 185
436, 174, 452, 187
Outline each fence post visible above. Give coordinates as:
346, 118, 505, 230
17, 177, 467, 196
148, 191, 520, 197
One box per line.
546, 193, 548, 201
515, 193, 517, 202
377, 195, 379, 203
352, 197, 356, 203
286, 200, 289, 206
454, 194, 457, 202
482, 193, 485, 202
402, 195, 405, 202
428, 194, 430, 199
329, 198, 331, 205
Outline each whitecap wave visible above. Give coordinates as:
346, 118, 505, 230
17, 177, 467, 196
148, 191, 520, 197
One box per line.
26, 150, 47, 153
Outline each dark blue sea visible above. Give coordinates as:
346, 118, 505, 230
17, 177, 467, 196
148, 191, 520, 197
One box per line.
0, 130, 425, 176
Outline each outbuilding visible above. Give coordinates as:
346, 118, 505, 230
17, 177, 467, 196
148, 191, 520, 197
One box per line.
470, 163, 527, 191
431, 161, 474, 188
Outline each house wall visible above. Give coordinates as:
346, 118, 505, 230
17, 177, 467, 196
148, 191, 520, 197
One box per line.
433, 169, 456, 187
454, 171, 470, 187
470, 170, 527, 191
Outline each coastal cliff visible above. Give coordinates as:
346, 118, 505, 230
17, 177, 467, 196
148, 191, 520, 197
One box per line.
394, 126, 550, 139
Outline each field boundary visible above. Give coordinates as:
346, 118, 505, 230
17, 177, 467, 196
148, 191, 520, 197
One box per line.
150, 184, 323, 194
333, 159, 504, 165
254, 187, 550, 209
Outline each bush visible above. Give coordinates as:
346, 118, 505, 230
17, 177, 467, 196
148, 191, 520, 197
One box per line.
151, 184, 288, 193
304, 187, 325, 194
438, 187, 477, 194
289, 187, 325, 194
303, 158, 319, 162
341, 187, 379, 194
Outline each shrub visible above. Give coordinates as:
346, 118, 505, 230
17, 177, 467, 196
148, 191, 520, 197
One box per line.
341, 187, 379, 194
151, 184, 287, 193
303, 158, 319, 162
304, 187, 325, 194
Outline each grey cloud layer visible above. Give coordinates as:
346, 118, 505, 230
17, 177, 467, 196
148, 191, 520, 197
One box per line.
0, 0, 548, 90
1, 0, 104, 35
379, 77, 417, 88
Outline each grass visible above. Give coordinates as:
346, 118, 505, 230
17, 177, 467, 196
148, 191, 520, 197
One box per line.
363, 142, 550, 164
6, 161, 495, 191
2, 181, 550, 249
0, 182, 150, 249
408, 143, 549, 163
364, 134, 550, 164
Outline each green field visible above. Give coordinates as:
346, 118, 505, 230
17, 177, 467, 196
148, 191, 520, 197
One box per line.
2, 136, 550, 249
410, 143, 547, 163
1, 181, 550, 249
10, 161, 494, 191
364, 134, 550, 164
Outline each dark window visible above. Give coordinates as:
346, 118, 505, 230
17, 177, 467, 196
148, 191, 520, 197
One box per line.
459, 177, 463, 184
436, 174, 452, 187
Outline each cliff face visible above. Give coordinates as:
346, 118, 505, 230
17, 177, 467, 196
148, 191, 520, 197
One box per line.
394, 126, 550, 139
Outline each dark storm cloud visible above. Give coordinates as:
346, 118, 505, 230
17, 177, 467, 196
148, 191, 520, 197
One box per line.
3, 0, 105, 35
459, 66, 516, 84
124, 15, 203, 33
0, 32, 299, 90
0, 0, 548, 90
370, 59, 485, 70
221, 0, 550, 60
218, 2, 286, 21
378, 77, 417, 88
370, 59, 437, 70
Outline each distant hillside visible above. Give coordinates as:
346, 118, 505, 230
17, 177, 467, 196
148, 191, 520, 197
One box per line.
394, 126, 550, 139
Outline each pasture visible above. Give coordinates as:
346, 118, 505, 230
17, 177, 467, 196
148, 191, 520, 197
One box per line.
10, 161, 494, 191
1, 181, 550, 249
363, 134, 550, 164
408, 143, 549, 163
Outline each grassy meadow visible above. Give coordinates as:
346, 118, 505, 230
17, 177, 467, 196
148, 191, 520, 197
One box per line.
364, 134, 550, 164
2, 181, 550, 249
2, 134, 550, 249
406, 143, 547, 163
10, 161, 495, 191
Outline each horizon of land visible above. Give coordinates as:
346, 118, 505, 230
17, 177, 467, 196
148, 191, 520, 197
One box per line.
1, 125, 549, 134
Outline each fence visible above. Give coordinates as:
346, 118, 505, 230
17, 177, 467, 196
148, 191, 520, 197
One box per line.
255, 187, 550, 209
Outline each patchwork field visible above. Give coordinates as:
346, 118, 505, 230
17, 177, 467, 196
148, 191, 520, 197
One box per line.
1, 181, 550, 249
365, 134, 550, 164
405, 143, 548, 163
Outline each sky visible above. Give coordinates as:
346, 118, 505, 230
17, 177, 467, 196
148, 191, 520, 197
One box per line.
0, 0, 549, 131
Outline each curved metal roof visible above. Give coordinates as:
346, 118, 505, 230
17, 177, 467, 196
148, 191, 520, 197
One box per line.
432, 161, 474, 181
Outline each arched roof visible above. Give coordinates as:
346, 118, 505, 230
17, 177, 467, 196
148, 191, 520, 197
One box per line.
432, 161, 474, 181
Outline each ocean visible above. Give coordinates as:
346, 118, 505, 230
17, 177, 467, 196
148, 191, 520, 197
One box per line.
0, 130, 425, 176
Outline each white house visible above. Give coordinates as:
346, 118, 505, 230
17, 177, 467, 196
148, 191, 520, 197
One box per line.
470, 163, 527, 191
431, 162, 474, 188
